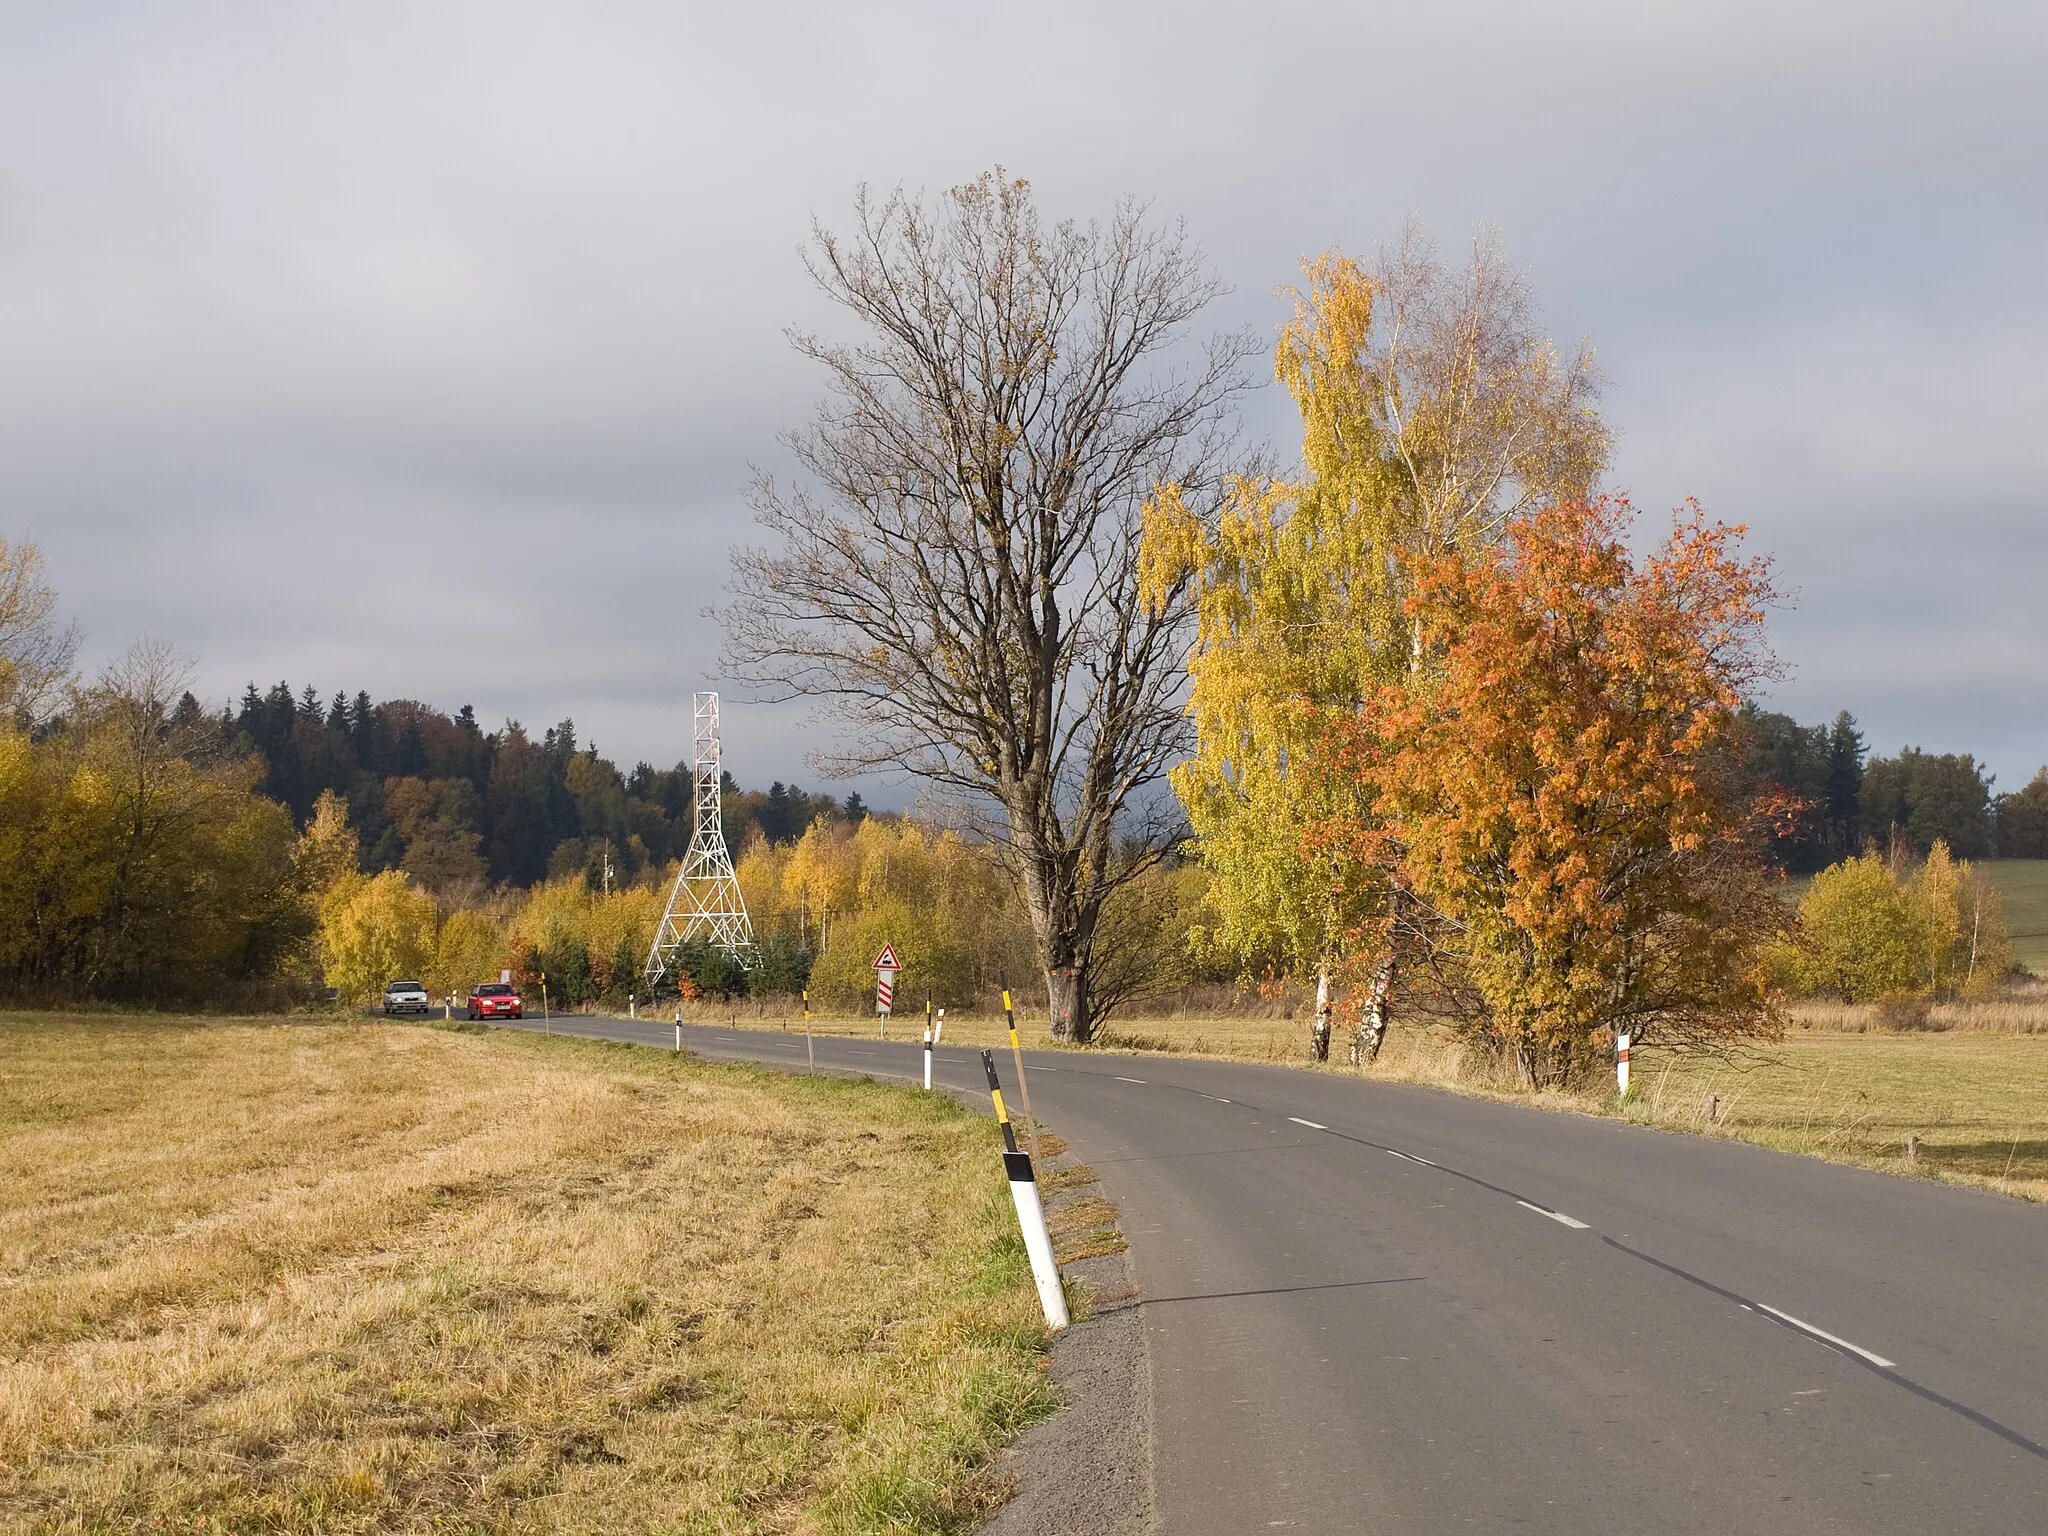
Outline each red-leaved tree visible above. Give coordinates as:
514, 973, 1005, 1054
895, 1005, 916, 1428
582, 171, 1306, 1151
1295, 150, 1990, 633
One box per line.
1338, 496, 1786, 1088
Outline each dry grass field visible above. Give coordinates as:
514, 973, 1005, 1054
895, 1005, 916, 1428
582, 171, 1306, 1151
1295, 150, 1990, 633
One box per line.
1611, 1029, 2048, 1201
680, 999, 2048, 1205
0, 1015, 1052, 1534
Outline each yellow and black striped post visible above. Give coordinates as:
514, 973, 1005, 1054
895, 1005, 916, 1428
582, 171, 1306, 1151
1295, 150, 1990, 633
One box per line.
982, 1049, 1068, 1329
1000, 974, 1042, 1166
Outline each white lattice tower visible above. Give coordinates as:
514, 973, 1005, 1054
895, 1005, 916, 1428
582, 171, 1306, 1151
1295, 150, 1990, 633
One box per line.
643, 692, 755, 989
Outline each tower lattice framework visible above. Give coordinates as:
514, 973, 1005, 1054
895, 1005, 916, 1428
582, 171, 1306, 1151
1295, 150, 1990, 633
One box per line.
643, 692, 754, 989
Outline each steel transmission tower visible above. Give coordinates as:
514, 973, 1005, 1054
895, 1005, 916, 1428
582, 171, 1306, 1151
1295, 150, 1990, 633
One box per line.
643, 692, 754, 989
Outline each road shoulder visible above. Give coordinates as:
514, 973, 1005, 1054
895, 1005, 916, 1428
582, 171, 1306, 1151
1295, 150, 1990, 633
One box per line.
979, 1244, 1152, 1536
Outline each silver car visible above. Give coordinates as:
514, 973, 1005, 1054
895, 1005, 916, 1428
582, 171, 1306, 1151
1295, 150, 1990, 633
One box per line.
382, 979, 430, 1015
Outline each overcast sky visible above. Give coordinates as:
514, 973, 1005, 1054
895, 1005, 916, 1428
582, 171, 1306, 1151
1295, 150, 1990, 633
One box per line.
3, 2, 2043, 795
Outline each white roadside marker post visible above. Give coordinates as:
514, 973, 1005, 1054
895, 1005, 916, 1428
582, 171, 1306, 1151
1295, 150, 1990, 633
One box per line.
803, 988, 815, 1076
1615, 1032, 1631, 1097
981, 1049, 1067, 1330
923, 992, 934, 1090
629, 991, 636, 1020
934, 1006, 945, 1044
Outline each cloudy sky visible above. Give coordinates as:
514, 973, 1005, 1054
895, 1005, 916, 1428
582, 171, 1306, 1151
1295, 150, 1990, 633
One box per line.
3, 2, 2042, 794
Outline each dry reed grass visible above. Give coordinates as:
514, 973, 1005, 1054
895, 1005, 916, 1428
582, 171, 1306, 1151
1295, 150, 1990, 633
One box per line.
1784, 997, 2048, 1034
0, 1014, 1051, 1533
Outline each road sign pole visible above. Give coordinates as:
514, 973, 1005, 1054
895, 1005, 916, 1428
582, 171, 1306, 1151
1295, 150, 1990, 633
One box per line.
872, 944, 900, 1039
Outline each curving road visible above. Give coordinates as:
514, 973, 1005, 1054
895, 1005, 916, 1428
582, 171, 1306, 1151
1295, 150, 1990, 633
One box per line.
504, 1014, 2048, 1534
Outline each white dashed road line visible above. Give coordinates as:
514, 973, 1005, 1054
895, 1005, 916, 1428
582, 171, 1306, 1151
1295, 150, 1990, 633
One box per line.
1114, 1076, 1148, 1084
1288, 1117, 1328, 1130
1517, 1199, 1590, 1230
1757, 1304, 1897, 1369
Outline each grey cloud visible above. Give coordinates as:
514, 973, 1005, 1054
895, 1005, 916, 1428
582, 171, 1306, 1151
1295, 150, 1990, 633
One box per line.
2, 1, 2042, 789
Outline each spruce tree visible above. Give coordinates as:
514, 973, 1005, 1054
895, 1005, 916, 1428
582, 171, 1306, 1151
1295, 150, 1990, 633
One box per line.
1826, 711, 1865, 854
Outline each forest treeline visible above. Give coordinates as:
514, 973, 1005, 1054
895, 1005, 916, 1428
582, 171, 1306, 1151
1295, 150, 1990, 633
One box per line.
208, 683, 2048, 886
2, 536, 2045, 1016
1732, 707, 2047, 870
215, 680, 863, 888
307, 804, 1211, 1017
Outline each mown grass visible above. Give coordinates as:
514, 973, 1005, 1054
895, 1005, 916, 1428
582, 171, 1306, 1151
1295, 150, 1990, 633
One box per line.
0, 1014, 1053, 1534
1981, 857, 2048, 973
1612, 1032, 2048, 1201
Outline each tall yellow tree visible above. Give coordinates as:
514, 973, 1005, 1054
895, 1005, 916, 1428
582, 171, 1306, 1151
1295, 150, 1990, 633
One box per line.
317, 870, 435, 1004
1143, 235, 1607, 1058
1780, 841, 2012, 1002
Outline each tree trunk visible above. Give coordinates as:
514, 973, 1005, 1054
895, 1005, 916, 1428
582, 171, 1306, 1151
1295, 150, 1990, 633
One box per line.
1309, 965, 1332, 1061
1047, 962, 1092, 1044
1351, 958, 1392, 1065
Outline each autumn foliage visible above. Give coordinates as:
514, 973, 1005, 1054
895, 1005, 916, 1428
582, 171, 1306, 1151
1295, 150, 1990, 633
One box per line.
1342, 496, 1785, 1085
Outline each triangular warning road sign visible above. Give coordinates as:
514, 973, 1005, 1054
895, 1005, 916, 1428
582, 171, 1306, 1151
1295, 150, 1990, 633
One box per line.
872, 943, 901, 971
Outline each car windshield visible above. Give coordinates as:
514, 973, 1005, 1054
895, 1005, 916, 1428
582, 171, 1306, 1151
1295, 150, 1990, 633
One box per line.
477, 984, 513, 996
387, 981, 422, 991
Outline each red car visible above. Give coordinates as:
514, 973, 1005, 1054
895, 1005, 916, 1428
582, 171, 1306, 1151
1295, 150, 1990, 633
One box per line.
467, 982, 524, 1020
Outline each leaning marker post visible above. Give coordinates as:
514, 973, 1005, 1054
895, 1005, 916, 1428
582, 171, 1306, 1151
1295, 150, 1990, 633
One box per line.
1001, 975, 1043, 1167
982, 1049, 1068, 1330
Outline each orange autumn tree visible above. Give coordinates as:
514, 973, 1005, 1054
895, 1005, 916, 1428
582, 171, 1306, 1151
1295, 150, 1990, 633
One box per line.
1358, 496, 1786, 1088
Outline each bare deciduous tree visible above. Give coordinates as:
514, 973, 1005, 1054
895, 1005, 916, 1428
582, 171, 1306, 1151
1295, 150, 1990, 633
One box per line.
0, 535, 79, 725
725, 172, 1255, 1041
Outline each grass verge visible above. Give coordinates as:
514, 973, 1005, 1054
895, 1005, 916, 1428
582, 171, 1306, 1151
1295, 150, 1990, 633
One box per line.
1610, 1032, 2048, 1201
0, 1013, 1053, 1533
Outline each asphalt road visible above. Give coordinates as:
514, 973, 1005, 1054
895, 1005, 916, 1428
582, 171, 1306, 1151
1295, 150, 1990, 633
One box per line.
502, 1014, 2048, 1534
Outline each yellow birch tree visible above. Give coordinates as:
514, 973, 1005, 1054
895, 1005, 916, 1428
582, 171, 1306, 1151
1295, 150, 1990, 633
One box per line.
1142, 235, 1607, 1059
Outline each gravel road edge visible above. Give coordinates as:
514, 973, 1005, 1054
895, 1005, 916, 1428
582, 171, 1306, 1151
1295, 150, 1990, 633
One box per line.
978, 1240, 1153, 1534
